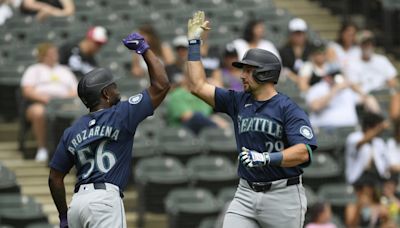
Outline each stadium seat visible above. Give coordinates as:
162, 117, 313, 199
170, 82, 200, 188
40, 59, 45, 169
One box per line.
315, 129, 338, 152
217, 187, 236, 206
318, 183, 356, 221
303, 185, 318, 207
303, 152, 342, 192
132, 130, 158, 169
165, 188, 221, 228
198, 217, 217, 228
0, 165, 20, 194
199, 127, 237, 161
0, 194, 47, 228
135, 156, 189, 215
157, 127, 205, 163
26, 223, 54, 228
187, 155, 238, 194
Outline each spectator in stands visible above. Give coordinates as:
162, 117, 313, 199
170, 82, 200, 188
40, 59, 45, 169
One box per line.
327, 21, 360, 75
0, 0, 18, 25
199, 29, 220, 77
280, 18, 315, 83
59, 26, 107, 80
131, 24, 174, 77
298, 43, 337, 93
347, 30, 398, 94
20, 0, 75, 22
233, 19, 280, 60
305, 70, 359, 129
305, 201, 336, 228
165, 35, 188, 86
345, 174, 392, 228
210, 43, 242, 91
20, 42, 77, 161
386, 120, 400, 172
166, 69, 229, 134
390, 91, 400, 121
381, 174, 400, 226
345, 112, 390, 184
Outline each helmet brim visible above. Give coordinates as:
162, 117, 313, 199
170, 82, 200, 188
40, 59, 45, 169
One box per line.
232, 59, 263, 69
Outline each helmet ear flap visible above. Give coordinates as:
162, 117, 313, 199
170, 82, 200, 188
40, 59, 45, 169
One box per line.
252, 68, 280, 84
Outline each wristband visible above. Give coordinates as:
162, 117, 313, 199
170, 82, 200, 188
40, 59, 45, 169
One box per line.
269, 151, 283, 166
188, 39, 201, 61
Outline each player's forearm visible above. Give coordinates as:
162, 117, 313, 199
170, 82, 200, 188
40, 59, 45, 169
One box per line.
143, 49, 170, 92
280, 144, 309, 167
48, 176, 68, 216
187, 61, 207, 94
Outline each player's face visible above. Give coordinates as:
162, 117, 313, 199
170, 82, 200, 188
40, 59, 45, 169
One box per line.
241, 65, 259, 92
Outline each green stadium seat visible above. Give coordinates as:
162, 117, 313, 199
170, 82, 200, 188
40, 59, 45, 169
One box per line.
199, 127, 237, 161
318, 183, 356, 221
157, 127, 205, 163
217, 187, 236, 205
187, 155, 238, 194
315, 129, 339, 152
0, 194, 47, 228
198, 217, 218, 228
303, 153, 342, 192
26, 223, 55, 228
303, 185, 318, 207
135, 156, 189, 227
0, 165, 20, 194
165, 188, 221, 228
331, 214, 345, 228
132, 130, 158, 168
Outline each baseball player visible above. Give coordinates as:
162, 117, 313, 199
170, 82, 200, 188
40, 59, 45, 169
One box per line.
186, 11, 317, 227
48, 32, 170, 228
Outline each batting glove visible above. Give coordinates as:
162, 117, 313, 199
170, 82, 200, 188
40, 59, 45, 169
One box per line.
239, 147, 270, 168
187, 10, 210, 40
122, 32, 150, 55
59, 213, 68, 228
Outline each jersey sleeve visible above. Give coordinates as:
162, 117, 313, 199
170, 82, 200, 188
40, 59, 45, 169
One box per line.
283, 100, 317, 149
214, 87, 237, 117
119, 89, 154, 134
49, 132, 74, 174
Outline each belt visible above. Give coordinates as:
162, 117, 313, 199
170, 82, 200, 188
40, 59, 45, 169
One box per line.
244, 176, 301, 192
74, 183, 124, 198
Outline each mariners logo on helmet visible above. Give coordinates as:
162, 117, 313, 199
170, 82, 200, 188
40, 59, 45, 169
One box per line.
232, 49, 281, 84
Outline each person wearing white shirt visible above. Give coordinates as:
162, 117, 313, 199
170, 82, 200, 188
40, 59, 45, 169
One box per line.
347, 30, 397, 94
326, 22, 361, 75
305, 76, 359, 129
345, 112, 390, 184
21, 43, 77, 162
233, 19, 280, 61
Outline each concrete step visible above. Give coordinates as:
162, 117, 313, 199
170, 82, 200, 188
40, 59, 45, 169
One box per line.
14, 167, 50, 177
0, 122, 19, 142
4, 159, 47, 169
17, 176, 76, 186
22, 184, 75, 196
0, 150, 22, 160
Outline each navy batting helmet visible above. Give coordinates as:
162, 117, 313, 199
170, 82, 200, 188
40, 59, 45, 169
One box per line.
78, 68, 116, 108
232, 49, 281, 84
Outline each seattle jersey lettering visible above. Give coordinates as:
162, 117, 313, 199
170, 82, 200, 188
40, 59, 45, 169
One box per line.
238, 115, 283, 139
68, 125, 120, 154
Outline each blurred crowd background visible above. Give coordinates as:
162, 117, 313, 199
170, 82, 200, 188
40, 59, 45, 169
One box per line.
1, 0, 400, 227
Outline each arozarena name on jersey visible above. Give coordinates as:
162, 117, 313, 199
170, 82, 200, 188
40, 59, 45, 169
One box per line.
68, 125, 120, 154
238, 116, 282, 139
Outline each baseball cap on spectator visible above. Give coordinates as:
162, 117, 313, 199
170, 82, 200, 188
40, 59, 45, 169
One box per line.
172, 35, 188, 48
223, 42, 238, 57
289, 18, 307, 32
86, 26, 108, 44
357, 30, 374, 44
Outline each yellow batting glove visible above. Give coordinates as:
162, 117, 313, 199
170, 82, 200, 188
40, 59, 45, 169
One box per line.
187, 10, 210, 40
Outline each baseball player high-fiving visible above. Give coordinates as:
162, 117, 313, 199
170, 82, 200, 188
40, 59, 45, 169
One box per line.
48, 32, 170, 228
186, 11, 317, 227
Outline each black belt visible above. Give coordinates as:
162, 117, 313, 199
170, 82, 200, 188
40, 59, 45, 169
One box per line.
74, 183, 124, 198
246, 176, 300, 192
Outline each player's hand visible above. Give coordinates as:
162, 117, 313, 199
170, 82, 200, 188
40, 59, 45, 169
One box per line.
187, 11, 210, 40
239, 147, 270, 168
122, 32, 150, 55
59, 213, 68, 228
